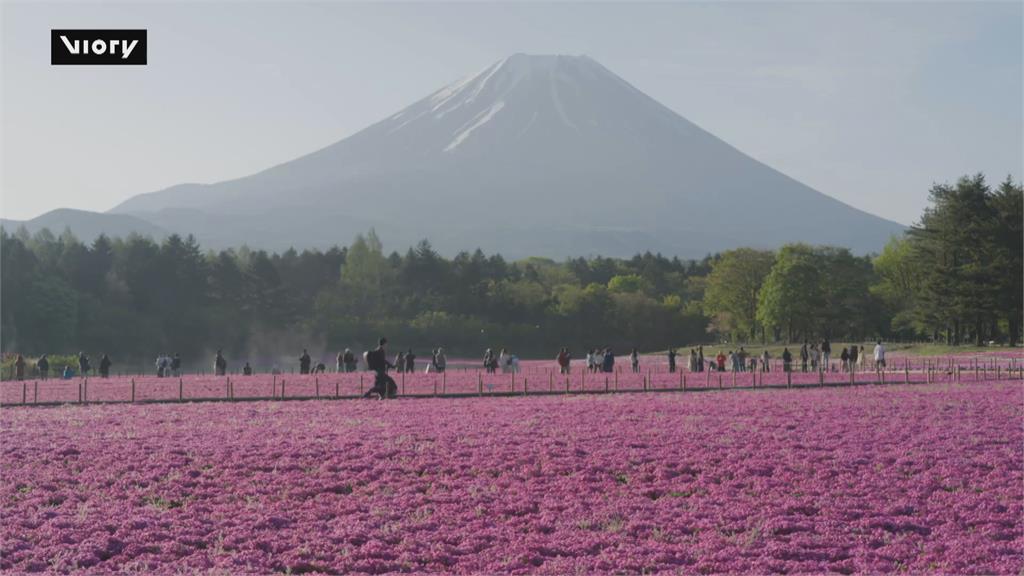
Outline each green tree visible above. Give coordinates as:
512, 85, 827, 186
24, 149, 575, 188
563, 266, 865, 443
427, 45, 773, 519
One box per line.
702, 248, 775, 341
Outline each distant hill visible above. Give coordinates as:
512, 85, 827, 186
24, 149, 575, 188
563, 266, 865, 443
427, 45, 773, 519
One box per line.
51, 54, 906, 257
1, 208, 169, 243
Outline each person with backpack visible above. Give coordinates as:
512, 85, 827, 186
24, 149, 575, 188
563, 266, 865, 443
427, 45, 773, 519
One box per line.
363, 337, 397, 399
299, 349, 312, 374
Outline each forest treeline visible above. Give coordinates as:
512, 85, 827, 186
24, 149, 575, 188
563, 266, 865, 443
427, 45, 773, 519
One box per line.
1, 174, 1020, 368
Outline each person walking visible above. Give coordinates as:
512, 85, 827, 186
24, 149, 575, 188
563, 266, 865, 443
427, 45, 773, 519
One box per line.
336, 351, 345, 373
848, 345, 858, 371
857, 345, 866, 370
667, 348, 677, 373
728, 350, 738, 372
800, 342, 809, 373
630, 348, 640, 373
405, 350, 416, 373
782, 347, 793, 372
243, 362, 253, 376
343, 349, 357, 372
715, 350, 726, 372
873, 340, 886, 370
761, 350, 771, 373
299, 349, 312, 375
698, 346, 705, 373
821, 338, 832, 371
809, 344, 819, 372
483, 349, 496, 374
557, 348, 571, 374
688, 349, 697, 372
363, 337, 397, 399
37, 354, 49, 380
737, 347, 748, 373
840, 347, 850, 372
171, 353, 182, 377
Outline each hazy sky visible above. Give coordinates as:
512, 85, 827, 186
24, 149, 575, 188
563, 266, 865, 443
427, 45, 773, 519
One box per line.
1, 1, 1021, 225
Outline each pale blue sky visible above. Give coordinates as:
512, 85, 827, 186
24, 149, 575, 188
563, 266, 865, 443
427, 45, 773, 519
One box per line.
2, 1, 1021, 225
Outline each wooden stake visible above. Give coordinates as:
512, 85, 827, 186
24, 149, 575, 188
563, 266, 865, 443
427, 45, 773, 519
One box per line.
131, 378, 135, 403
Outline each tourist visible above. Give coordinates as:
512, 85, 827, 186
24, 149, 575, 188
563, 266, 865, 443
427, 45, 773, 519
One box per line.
343, 348, 357, 372
336, 351, 345, 373
214, 350, 227, 376
405, 349, 416, 373
499, 348, 511, 373
602, 348, 615, 373
595, 348, 606, 373
434, 348, 447, 373
738, 347, 748, 372
782, 347, 792, 372
99, 354, 112, 378
821, 338, 832, 371
667, 348, 677, 373
873, 340, 886, 370
809, 344, 819, 372
62, 365, 74, 379
483, 349, 496, 374
37, 354, 49, 380
716, 350, 726, 372
363, 337, 397, 399
630, 348, 640, 373
243, 362, 253, 376
14, 354, 25, 380
697, 346, 705, 373
78, 352, 91, 377
557, 347, 571, 374
840, 347, 850, 372
395, 350, 406, 373
728, 350, 738, 372
171, 353, 182, 377
857, 346, 866, 370
761, 350, 770, 373
299, 349, 312, 375
314, 362, 326, 374
800, 342, 809, 373
849, 345, 858, 371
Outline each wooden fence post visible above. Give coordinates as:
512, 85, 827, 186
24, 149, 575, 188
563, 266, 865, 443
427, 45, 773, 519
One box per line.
335, 379, 339, 398
282, 379, 286, 399
179, 378, 183, 401
478, 372, 483, 396
131, 378, 135, 403
786, 370, 792, 389
443, 370, 447, 394
22, 382, 27, 405
359, 374, 363, 396
34, 381, 38, 404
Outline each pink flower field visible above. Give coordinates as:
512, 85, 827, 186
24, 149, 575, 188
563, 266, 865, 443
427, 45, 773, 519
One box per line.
2, 381, 1022, 574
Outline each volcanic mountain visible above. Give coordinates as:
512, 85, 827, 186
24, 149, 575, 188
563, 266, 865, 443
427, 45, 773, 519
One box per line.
86, 54, 902, 257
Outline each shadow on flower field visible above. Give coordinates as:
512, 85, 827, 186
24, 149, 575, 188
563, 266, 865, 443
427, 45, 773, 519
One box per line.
2, 381, 1022, 573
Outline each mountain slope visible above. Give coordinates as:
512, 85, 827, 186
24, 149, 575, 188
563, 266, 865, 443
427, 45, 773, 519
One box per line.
1, 208, 169, 243
111, 54, 903, 257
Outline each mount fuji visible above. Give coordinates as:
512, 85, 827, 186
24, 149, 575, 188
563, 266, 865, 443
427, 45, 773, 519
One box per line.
34, 54, 904, 258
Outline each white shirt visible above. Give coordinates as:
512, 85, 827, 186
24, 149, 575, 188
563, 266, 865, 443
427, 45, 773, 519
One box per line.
874, 344, 885, 361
